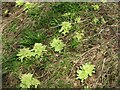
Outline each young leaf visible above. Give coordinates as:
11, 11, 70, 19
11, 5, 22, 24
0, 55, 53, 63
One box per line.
92, 4, 100, 11
50, 38, 65, 52
77, 63, 95, 82
32, 43, 46, 57
20, 73, 40, 88
15, 0, 24, 7
92, 17, 100, 25
75, 17, 81, 23
17, 48, 33, 62
59, 22, 72, 35
73, 31, 84, 41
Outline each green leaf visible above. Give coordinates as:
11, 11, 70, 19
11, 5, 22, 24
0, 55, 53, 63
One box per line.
15, 0, 24, 7
73, 31, 84, 41
20, 73, 40, 88
77, 63, 95, 82
92, 17, 100, 25
77, 70, 88, 82
50, 38, 65, 53
17, 48, 33, 62
92, 4, 100, 11
23, 2, 36, 11
32, 43, 46, 57
81, 63, 95, 76
17, 43, 46, 62
75, 17, 81, 23
59, 22, 72, 35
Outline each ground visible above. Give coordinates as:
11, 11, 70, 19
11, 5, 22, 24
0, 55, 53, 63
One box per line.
1, 2, 120, 88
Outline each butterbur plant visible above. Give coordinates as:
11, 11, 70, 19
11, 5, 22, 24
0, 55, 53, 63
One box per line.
32, 43, 46, 58
92, 4, 100, 11
75, 17, 81, 23
50, 38, 65, 53
77, 62, 95, 82
92, 17, 100, 25
17, 48, 33, 62
20, 73, 40, 88
73, 31, 84, 41
17, 43, 46, 62
15, 0, 24, 7
23, 2, 33, 11
59, 22, 72, 35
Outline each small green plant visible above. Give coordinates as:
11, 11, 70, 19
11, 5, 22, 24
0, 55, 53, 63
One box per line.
20, 73, 40, 88
17, 43, 46, 62
17, 48, 33, 62
50, 38, 65, 53
32, 43, 46, 58
15, 0, 24, 7
92, 4, 100, 11
77, 62, 95, 82
4, 9, 9, 16
92, 17, 100, 25
100, 16, 106, 24
59, 22, 72, 35
75, 17, 81, 23
23, 2, 33, 11
73, 31, 84, 41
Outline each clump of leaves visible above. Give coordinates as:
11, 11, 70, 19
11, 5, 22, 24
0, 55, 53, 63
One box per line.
15, 0, 24, 7
32, 43, 46, 58
50, 38, 65, 53
75, 17, 81, 23
17, 43, 46, 62
17, 48, 33, 62
73, 31, 84, 41
77, 62, 95, 82
92, 17, 106, 25
20, 73, 40, 88
92, 4, 100, 11
92, 17, 100, 25
59, 22, 72, 35
23, 2, 35, 11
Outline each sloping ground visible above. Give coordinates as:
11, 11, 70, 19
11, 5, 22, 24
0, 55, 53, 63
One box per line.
2, 2, 119, 88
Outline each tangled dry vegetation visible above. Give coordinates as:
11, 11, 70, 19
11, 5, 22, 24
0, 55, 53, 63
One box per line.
2, 2, 120, 88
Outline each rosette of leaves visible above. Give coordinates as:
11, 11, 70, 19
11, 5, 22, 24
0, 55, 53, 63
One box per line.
75, 17, 81, 23
92, 4, 100, 11
20, 73, 40, 88
17, 43, 46, 62
92, 17, 100, 25
59, 22, 72, 35
50, 38, 65, 53
73, 31, 84, 41
32, 43, 46, 58
15, 0, 24, 7
77, 62, 95, 82
17, 48, 33, 62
